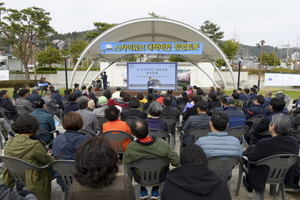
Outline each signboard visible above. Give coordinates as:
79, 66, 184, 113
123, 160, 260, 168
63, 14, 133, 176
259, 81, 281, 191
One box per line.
100, 42, 203, 54
127, 62, 177, 91
0, 70, 9, 80
264, 73, 300, 86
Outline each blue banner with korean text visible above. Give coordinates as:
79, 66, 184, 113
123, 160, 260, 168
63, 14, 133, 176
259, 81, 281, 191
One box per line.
100, 42, 203, 54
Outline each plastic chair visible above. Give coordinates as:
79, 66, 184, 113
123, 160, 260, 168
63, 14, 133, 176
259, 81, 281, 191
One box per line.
0, 155, 49, 186
96, 117, 108, 133
124, 116, 140, 127
180, 127, 211, 153
245, 115, 264, 145
80, 129, 96, 137
125, 156, 169, 200
100, 130, 134, 154
226, 126, 249, 137
49, 160, 75, 200
149, 129, 171, 148
235, 154, 298, 199
207, 156, 241, 182
160, 116, 177, 147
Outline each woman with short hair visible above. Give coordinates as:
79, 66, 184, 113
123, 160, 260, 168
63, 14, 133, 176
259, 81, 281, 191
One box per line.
3, 114, 54, 200
69, 137, 135, 200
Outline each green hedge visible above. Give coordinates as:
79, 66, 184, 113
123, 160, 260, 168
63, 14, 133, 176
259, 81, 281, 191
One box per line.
0, 80, 52, 87
36, 67, 58, 71
10, 71, 56, 74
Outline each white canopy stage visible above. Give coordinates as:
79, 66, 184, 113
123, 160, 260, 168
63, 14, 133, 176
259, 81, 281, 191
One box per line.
69, 18, 236, 90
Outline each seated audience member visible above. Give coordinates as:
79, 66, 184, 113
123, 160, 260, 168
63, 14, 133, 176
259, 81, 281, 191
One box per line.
0, 183, 38, 200
232, 92, 243, 108
152, 89, 160, 100
81, 85, 89, 97
195, 112, 242, 158
3, 114, 54, 200
273, 92, 288, 114
161, 145, 231, 200
156, 91, 166, 104
111, 87, 122, 99
137, 92, 147, 104
15, 89, 34, 115
123, 118, 179, 199
161, 96, 180, 121
262, 90, 272, 107
51, 87, 64, 110
219, 97, 246, 129
116, 90, 125, 103
242, 113, 299, 193
123, 97, 147, 119
208, 92, 221, 110
64, 93, 79, 115
237, 88, 247, 101
182, 100, 211, 133
244, 95, 266, 120
249, 87, 257, 100
103, 90, 122, 107
176, 91, 189, 105
187, 86, 193, 95
196, 88, 207, 101
74, 83, 82, 97
52, 111, 89, 191
62, 89, 72, 102
209, 86, 216, 94
143, 93, 154, 110
243, 88, 251, 100
182, 93, 196, 113
0, 118, 15, 141
252, 85, 258, 94
244, 98, 286, 145
183, 95, 203, 122
76, 96, 98, 133
42, 91, 62, 117
69, 137, 135, 200
102, 105, 131, 133
28, 86, 41, 104
88, 86, 98, 107
146, 101, 168, 132
93, 96, 108, 117
13, 87, 20, 100
167, 89, 176, 102
182, 86, 188, 95
30, 98, 56, 144
119, 92, 131, 108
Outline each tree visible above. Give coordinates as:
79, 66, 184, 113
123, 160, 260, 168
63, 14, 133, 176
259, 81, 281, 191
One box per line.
168, 55, 187, 62
87, 22, 116, 40
262, 52, 280, 68
36, 46, 63, 66
0, 5, 56, 80
219, 39, 239, 61
199, 20, 224, 44
69, 40, 88, 65
148, 12, 166, 18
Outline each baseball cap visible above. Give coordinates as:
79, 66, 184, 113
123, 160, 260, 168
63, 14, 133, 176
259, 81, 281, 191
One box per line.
225, 97, 234, 104
32, 86, 40, 91
54, 88, 60, 92
161, 91, 166, 96
98, 96, 108, 105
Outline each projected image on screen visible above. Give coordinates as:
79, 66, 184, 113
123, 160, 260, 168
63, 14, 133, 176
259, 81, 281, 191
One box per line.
127, 62, 177, 91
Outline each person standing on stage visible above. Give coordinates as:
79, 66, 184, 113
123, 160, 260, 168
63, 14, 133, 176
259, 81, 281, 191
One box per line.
101, 72, 108, 90
147, 76, 156, 93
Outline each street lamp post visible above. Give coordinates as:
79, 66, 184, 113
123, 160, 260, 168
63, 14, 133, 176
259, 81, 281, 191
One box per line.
256, 40, 265, 91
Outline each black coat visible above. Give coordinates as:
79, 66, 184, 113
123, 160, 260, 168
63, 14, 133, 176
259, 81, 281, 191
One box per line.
243, 135, 299, 192
161, 163, 231, 200
123, 109, 147, 120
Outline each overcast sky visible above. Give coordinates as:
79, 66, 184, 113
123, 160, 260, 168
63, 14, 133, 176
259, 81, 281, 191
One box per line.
2, 0, 300, 48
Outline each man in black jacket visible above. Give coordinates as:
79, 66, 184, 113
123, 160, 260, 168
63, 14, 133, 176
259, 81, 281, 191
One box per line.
0, 90, 19, 121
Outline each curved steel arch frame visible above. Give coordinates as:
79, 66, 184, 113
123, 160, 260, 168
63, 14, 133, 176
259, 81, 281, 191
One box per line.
69, 18, 237, 89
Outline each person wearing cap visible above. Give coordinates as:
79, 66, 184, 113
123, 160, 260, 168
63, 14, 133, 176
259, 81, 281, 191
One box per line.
101, 72, 108, 90
15, 89, 34, 115
195, 112, 242, 159
112, 87, 122, 99
28, 86, 41, 104
64, 93, 79, 115
216, 96, 246, 129
161, 144, 231, 200
156, 91, 166, 104
93, 96, 108, 118
52, 88, 64, 110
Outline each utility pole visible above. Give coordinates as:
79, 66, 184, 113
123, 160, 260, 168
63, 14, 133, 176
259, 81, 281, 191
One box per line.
256, 40, 265, 91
